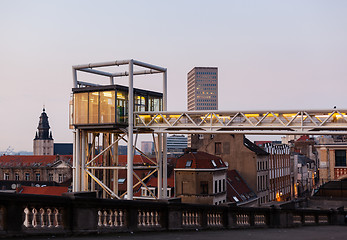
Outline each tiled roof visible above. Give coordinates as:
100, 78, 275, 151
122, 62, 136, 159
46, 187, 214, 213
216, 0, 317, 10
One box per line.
296, 135, 310, 142
0, 155, 72, 168
16, 186, 69, 196
226, 170, 257, 203
175, 151, 227, 169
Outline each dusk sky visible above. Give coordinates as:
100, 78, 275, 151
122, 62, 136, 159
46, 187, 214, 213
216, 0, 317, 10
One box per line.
1, 1, 347, 152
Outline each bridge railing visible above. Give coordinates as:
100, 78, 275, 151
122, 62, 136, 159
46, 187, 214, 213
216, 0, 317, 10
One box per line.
0, 192, 345, 237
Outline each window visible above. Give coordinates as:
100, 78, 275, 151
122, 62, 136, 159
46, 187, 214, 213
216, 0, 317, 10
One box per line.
58, 174, 63, 183
4, 173, 9, 180
118, 178, 126, 184
185, 160, 192, 168
25, 173, 30, 181
15, 173, 19, 181
200, 181, 208, 194
211, 160, 217, 167
35, 173, 40, 181
219, 179, 222, 192
335, 150, 346, 167
214, 180, 218, 193
49, 173, 53, 182
215, 142, 222, 155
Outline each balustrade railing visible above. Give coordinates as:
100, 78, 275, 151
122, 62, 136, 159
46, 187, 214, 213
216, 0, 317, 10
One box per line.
0, 192, 344, 238
97, 209, 126, 228
23, 207, 63, 229
137, 210, 160, 227
182, 211, 200, 227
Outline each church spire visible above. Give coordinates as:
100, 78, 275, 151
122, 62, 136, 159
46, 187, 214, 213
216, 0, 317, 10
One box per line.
34, 107, 53, 140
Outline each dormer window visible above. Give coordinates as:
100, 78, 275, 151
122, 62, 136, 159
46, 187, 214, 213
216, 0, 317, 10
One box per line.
185, 160, 192, 168
211, 160, 217, 167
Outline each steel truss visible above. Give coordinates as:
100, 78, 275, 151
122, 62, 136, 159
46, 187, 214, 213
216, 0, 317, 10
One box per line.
73, 130, 167, 200
134, 110, 347, 135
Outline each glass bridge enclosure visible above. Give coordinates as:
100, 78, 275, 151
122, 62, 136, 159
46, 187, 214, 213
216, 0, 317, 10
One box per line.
72, 85, 163, 127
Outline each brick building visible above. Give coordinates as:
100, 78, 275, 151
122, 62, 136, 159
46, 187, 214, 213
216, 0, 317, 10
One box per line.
174, 151, 227, 205
191, 134, 293, 204
0, 155, 72, 185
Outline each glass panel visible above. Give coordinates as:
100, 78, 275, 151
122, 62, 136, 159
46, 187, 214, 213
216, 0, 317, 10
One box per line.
100, 91, 115, 123
89, 92, 99, 124
117, 91, 128, 124
135, 94, 146, 112
74, 92, 88, 124
148, 96, 162, 111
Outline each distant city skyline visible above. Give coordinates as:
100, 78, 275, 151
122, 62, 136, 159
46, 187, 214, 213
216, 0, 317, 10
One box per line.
1, 1, 347, 151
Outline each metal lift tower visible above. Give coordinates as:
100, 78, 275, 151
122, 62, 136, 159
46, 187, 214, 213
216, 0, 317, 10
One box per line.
71, 60, 167, 200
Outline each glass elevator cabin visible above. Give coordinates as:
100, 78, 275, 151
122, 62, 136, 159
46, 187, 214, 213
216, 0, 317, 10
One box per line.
71, 84, 163, 128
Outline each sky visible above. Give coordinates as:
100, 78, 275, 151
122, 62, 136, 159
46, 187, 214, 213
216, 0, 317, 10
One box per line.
1, 0, 347, 152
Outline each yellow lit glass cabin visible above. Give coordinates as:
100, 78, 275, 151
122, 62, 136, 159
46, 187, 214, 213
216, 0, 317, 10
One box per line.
71, 85, 162, 127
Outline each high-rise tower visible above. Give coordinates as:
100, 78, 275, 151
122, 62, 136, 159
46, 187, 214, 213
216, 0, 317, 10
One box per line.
187, 67, 218, 111
33, 108, 54, 155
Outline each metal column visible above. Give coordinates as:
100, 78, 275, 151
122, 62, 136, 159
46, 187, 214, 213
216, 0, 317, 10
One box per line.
127, 60, 134, 200
162, 70, 168, 198
75, 129, 81, 191
81, 130, 87, 191
72, 130, 77, 192
158, 133, 163, 199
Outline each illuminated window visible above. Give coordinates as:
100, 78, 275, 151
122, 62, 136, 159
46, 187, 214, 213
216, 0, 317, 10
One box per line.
117, 91, 127, 123
100, 91, 115, 123
88, 92, 99, 124
74, 92, 88, 124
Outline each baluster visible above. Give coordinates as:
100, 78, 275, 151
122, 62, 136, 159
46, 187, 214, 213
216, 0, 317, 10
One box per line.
150, 211, 154, 226
32, 208, 38, 228
103, 211, 108, 227
119, 210, 124, 227
108, 210, 113, 227
146, 211, 150, 226
98, 211, 102, 227
138, 211, 142, 226
40, 208, 46, 227
53, 208, 60, 227
114, 210, 119, 227
207, 213, 210, 225
182, 212, 186, 225
23, 207, 32, 228
155, 211, 159, 226
47, 208, 53, 227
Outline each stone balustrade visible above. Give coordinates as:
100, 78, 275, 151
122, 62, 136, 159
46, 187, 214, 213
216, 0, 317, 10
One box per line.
0, 192, 345, 238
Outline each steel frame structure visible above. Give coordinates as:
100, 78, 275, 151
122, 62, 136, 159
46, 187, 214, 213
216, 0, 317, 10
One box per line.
72, 60, 167, 200
134, 110, 347, 135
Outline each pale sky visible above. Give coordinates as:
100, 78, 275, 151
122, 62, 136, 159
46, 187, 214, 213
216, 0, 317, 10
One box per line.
1, 0, 347, 152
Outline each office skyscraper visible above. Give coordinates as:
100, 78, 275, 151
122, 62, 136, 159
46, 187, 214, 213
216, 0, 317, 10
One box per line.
187, 67, 218, 111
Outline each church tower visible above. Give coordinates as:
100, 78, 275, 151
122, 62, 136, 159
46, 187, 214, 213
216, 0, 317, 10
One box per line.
33, 107, 54, 155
